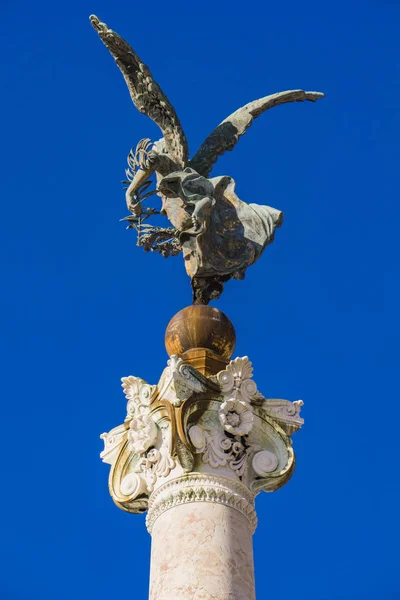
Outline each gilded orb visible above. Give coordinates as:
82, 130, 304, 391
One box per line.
165, 305, 236, 361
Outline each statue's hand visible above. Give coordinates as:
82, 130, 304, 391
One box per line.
128, 201, 143, 216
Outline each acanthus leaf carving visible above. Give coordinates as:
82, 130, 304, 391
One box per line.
225, 356, 254, 384
100, 354, 303, 520
201, 428, 230, 469
101, 372, 176, 508
215, 356, 263, 404
188, 424, 255, 480
138, 446, 175, 492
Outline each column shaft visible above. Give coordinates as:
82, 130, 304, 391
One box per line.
149, 502, 256, 600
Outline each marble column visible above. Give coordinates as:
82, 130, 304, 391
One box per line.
148, 479, 256, 600
99, 306, 304, 599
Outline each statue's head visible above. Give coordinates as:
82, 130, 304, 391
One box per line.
158, 168, 214, 201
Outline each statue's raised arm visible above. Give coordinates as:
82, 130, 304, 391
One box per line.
90, 16, 325, 304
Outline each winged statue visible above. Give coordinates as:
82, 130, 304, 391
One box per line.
90, 15, 324, 304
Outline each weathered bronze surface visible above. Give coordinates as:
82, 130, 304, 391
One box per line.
90, 15, 324, 304
165, 305, 236, 363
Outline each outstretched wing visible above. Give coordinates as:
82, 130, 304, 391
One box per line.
90, 15, 189, 167
189, 90, 324, 177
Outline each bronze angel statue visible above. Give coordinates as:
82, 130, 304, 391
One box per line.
90, 15, 324, 304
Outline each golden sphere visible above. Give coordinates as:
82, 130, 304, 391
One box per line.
165, 305, 236, 360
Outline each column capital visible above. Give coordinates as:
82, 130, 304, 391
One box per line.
100, 351, 303, 529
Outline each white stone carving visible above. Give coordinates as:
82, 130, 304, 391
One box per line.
138, 445, 175, 492
219, 397, 253, 436
202, 429, 232, 468
146, 473, 257, 534
188, 425, 206, 451
120, 376, 164, 463
99, 422, 127, 465
121, 375, 156, 421
101, 372, 176, 502
128, 413, 158, 454
157, 355, 212, 407
100, 354, 303, 525
189, 425, 253, 478
216, 356, 263, 403
120, 472, 146, 498
263, 398, 304, 435
252, 450, 278, 476
214, 356, 266, 438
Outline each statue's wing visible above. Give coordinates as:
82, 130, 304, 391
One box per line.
90, 15, 189, 167
189, 90, 324, 177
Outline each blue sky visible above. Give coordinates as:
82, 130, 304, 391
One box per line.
1, 1, 399, 598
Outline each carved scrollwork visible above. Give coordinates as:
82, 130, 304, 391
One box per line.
99, 354, 304, 523
120, 472, 146, 498
100, 373, 176, 511
100, 422, 128, 465
138, 446, 175, 493
121, 376, 157, 421
107, 439, 149, 513
157, 354, 212, 407
262, 399, 304, 435
252, 450, 278, 476
188, 424, 255, 479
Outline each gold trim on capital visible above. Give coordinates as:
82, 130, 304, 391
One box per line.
99, 353, 304, 520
